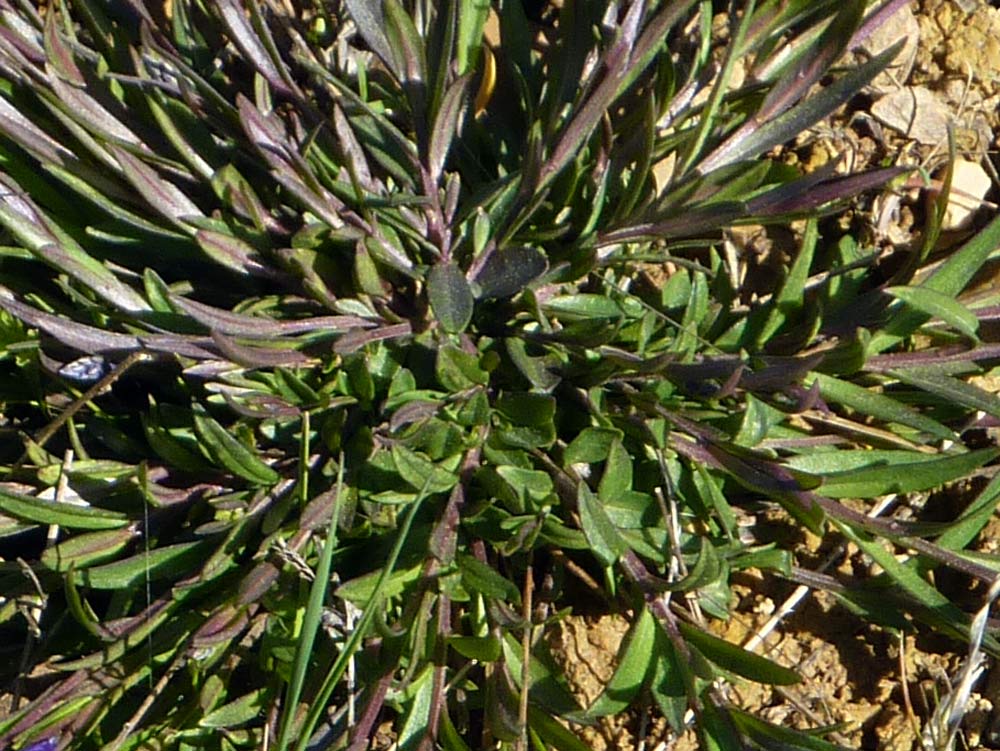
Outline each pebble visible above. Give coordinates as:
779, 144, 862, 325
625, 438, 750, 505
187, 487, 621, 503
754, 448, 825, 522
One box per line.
859, 3, 920, 92
871, 86, 953, 144
939, 158, 992, 231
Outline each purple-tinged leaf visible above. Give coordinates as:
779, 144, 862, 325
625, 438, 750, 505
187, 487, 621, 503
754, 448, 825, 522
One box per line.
236, 94, 296, 171
137, 334, 219, 360
848, 0, 913, 51
472, 246, 547, 299
746, 166, 908, 217
540, 0, 696, 190
43, 10, 84, 84
210, 330, 310, 368
110, 144, 202, 226
334, 322, 412, 354
194, 229, 271, 276
0, 177, 150, 311
698, 41, 902, 175
49, 76, 143, 145
191, 604, 250, 647
756, 0, 866, 126
0, 16, 44, 66
389, 400, 440, 433
333, 105, 374, 191
597, 202, 748, 246
224, 392, 301, 419
428, 73, 471, 183
217, 0, 293, 98
428, 261, 474, 333
863, 343, 1000, 372
22, 737, 58, 751
237, 95, 349, 229
382, 0, 426, 86
44, 163, 184, 238
0, 286, 141, 353
342, 0, 395, 78
0, 95, 74, 164
169, 294, 374, 336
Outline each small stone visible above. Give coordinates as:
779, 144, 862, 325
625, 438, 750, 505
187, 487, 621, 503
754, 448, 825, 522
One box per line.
859, 3, 920, 92
871, 86, 953, 144
940, 158, 992, 231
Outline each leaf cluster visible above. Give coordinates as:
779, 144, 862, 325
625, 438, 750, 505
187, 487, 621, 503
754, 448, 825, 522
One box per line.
1, 1, 999, 750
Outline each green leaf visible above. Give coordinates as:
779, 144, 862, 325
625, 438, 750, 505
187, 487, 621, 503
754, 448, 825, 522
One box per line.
871, 212, 1000, 352
678, 621, 800, 685
494, 392, 556, 448
892, 368, 1000, 420
448, 634, 502, 662
731, 708, 852, 751
564, 427, 622, 465
754, 217, 818, 347
544, 294, 622, 321
428, 261, 474, 333
885, 286, 980, 340
74, 540, 213, 589
41, 527, 136, 571
391, 445, 459, 494
0, 487, 128, 530
805, 372, 955, 440
336, 562, 425, 604
598, 439, 633, 501
650, 625, 689, 732
815, 448, 999, 499
577, 483, 629, 567
836, 524, 955, 613
577, 608, 657, 719
397, 666, 435, 751
936, 472, 1000, 552
200, 689, 269, 728
193, 411, 280, 486
436, 344, 489, 391
456, 0, 490, 75
527, 706, 592, 751
457, 553, 521, 603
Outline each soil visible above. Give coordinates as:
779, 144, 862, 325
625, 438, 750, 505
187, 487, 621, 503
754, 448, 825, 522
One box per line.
549, 3, 1000, 750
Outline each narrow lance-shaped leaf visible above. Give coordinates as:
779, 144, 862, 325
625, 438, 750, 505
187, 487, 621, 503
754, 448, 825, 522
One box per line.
577, 483, 629, 567
0, 487, 129, 530
0, 286, 142, 353
428, 73, 471, 183
342, 0, 395, 78
745, 166, 909, 218
805, 372, 955, 441
698, 40, 902, 175
193, 411, 280, 486
217, 0, 294, 97
110, 144, 203, 228
869, 213, 1000, 352
754, 0, 866, 125
0, 176, 150, 312
885, 286, 980, 341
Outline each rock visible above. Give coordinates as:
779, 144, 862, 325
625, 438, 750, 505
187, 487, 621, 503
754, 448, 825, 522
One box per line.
871, 86, 953, 144
939, 158, 992, 231
859, 3, 920, 92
